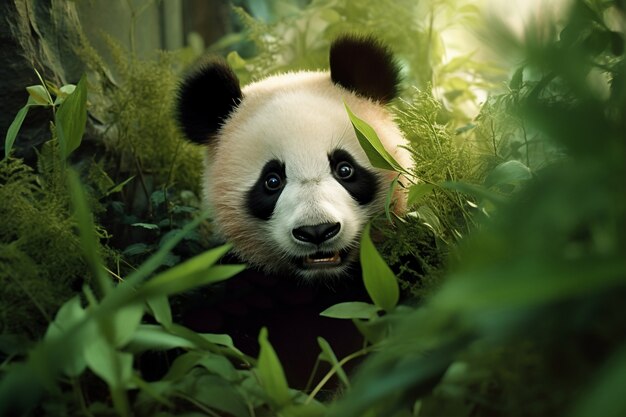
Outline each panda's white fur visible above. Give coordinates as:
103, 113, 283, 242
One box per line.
177, 36, 411, 279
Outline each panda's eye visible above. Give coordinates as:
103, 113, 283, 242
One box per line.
335, 161, 354, 180
264, 172, 284, 191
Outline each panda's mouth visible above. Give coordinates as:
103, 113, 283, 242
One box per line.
300, 249, 349, 269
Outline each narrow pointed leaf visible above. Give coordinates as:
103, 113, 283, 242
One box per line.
257, 327, 291, 407
360, 223, 399, 312
4, 104, 30, 159
345, 104, 403, 173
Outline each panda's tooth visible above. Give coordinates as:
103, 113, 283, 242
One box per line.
304, 251, 341, 266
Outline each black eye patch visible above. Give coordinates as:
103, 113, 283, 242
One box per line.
246, 159, 286, 220
328, 149, 380, 205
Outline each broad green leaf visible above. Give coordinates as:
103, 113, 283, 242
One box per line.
123, 242, 152, 256
320, 302, 381, 320
256, 327, 291, 408
26, 85, 52, 105
111, 302, 144, 347
55, 74, 87, 159
43, 296, 89, 376
186, 374, 251, 417
484, 160, 532, 188
147, 296, 172, 327
345, 104, 403, 173
317, 337, 350, 388
85, 341, 133, 389
163, 351, 238, 382
168, 324, 246, 358
407, 183, 435, 206
67, 169, 111, 296
127, 324, 197, 352
4, 104, 30, 159
360, 223, 399, 312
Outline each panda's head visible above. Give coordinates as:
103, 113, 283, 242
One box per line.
176, 35, 410, 280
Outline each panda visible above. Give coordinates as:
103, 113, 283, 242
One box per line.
176, 35, 411, 280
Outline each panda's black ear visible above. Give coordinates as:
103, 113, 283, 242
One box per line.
176, 58, 243, 144
330, 35, 401, 103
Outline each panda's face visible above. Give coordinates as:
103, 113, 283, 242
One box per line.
176, 35, 408, 280
207, 88, 385, 278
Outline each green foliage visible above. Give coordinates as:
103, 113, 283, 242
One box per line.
0, 154, 104, 338
325, 2, 626, 417
87, 36, 203, 196
4, 72, 87, 161
3, 0, 626, 416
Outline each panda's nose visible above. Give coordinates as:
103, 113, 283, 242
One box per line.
292, 222, 341, 245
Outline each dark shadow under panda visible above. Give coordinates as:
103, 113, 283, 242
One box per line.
174, 35, 411, 389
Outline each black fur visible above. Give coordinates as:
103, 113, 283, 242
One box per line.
328, 149, 379, 205
176, 58, 242, 144
329, 35, 401, 103
246, 159, 286, 220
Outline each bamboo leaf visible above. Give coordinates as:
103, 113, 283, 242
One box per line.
4, 104, 30, 159
360, 223, 399, 312
256, 327, 291, 408
345, 104, 404, 173
320, 302, 381, 320
55, 74, 87, 159
317, 337, 350, 388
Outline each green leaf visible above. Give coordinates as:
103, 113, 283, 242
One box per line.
55, 74, 87, 159
256, 327, 291, 408
111, 303, 144, 347
164, 351, 239, 382
136, 247, 243, 299
126, 324, 197, 352
123, 243, 152, 256
105, 176, 135, 196
509, 66, 524, 90
484, 160, 532, 188
186, 374, 251, 417
4, 104, 30, 159
122, 212, 209, 286
384, 174, 400, 222
407, 183, 435, 206
53, 84, 77, 106
360, 223, 399, 312
26, 85, 52, 106
147, 296, 172, 327
85, 341, 133, 389
317, 337, 350, 388
320, 302, 381, 320
67, 169, 111, 296
43, 296, 89, 377
131, 222, 159, 230
441, 181, 507, 205
411, 205, 444, 236
571, 344, 626, 417
345, 104, 403, 173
